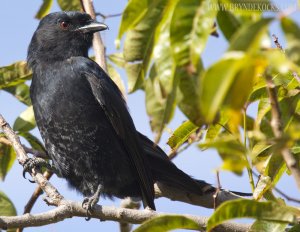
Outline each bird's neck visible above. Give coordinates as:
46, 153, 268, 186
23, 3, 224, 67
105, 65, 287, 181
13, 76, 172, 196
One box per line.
28, 40, 89, 70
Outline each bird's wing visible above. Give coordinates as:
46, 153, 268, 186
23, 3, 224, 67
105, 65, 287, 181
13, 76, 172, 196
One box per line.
73, 57, 155, 210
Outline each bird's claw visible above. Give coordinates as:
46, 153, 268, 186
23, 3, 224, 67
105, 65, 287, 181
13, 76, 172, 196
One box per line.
82, 196, 99, 221
22, 157, 52, 182
82, 185, 102, 221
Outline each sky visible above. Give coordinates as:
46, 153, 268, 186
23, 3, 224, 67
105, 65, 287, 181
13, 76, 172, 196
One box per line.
0, 0, 300, 232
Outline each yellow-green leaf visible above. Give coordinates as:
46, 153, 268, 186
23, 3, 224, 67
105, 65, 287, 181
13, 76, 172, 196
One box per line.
125, 62, 144, 93
249, 220, 288, 232
19, 132, 46, 153
107, 63, 126, 97
117, 0, 148, 44
176, 63, 204, 125
200, 134, 247, 175
3, 83, 31, 106
199, 52, 246, 123
0, 61, 32, 89
0, 191, 17, 216
57, 0, 82, 11
13, 106, 36, 132
0, 144, 16, 181
134, 215, 201, 232
145, 64, 177, 143
167, 120, 198, 150
281, 17, 300, 66
170, 0, 217, 67
217, 10, 241, 41
35, 0, 53, 19
108, 53, 126, 68
207, 199, 300, 231
253, 175, 272, 200
145, 20, 177, 142
123, 0, 167, 63
229, 17, 273, 52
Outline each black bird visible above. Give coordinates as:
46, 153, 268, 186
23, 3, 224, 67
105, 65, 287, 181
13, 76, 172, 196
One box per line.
27, 11, 249, 213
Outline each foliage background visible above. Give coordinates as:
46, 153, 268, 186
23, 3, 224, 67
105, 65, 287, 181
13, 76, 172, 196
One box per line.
0, 0, 300, 231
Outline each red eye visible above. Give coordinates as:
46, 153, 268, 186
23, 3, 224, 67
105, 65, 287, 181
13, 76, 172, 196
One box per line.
60, 21, 69, 29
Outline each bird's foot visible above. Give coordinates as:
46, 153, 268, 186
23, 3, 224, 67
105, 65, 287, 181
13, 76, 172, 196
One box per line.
82, 185, 102, 221
23, 157, 55, 182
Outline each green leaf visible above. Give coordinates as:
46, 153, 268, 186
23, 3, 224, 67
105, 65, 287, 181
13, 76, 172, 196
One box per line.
229, 17, 273, 52
281, 17, 300, 66
170, 0, 217, 67
217, 10, 241, 41
57, 0, 82, 11
13, 106, 36, 132
133, 215, 200, 232
249, 220, 288, 232
207, 199, 300, 231
199, 52, 246, 123
117, 0, 148, 44
107, 63, 126, 96
35, 0, 53, 19
0, 61, 32, 89
0, 144, 16, 181
0, 191, 17, 216
19, 132, 46, 153
167, 121, 198, 150
3, 83, 31, 106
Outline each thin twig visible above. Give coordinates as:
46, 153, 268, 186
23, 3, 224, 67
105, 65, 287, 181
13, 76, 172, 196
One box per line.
213, 171, 222, 210
265, 73, 300, 192
96, 12, 122, 19
81, 0, 107, 72
272, 34, 300, 85
272, 34, 284, 52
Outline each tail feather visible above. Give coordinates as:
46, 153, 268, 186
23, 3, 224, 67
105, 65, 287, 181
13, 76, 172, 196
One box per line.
138, 132, 252, 206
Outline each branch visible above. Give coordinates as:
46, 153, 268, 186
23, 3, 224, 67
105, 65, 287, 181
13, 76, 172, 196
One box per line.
16, 171, 53, 232
0, 201, 250, 232
0, 114, 64, 206
265, 73, 300, 191
119, 198, 141, 232
81, 0, 107, 72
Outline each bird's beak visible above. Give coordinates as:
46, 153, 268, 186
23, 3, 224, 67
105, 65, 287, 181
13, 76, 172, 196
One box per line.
77, 20, 108, 33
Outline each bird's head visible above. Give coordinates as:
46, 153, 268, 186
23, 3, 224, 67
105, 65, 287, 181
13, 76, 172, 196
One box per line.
27, 11, 108, 69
